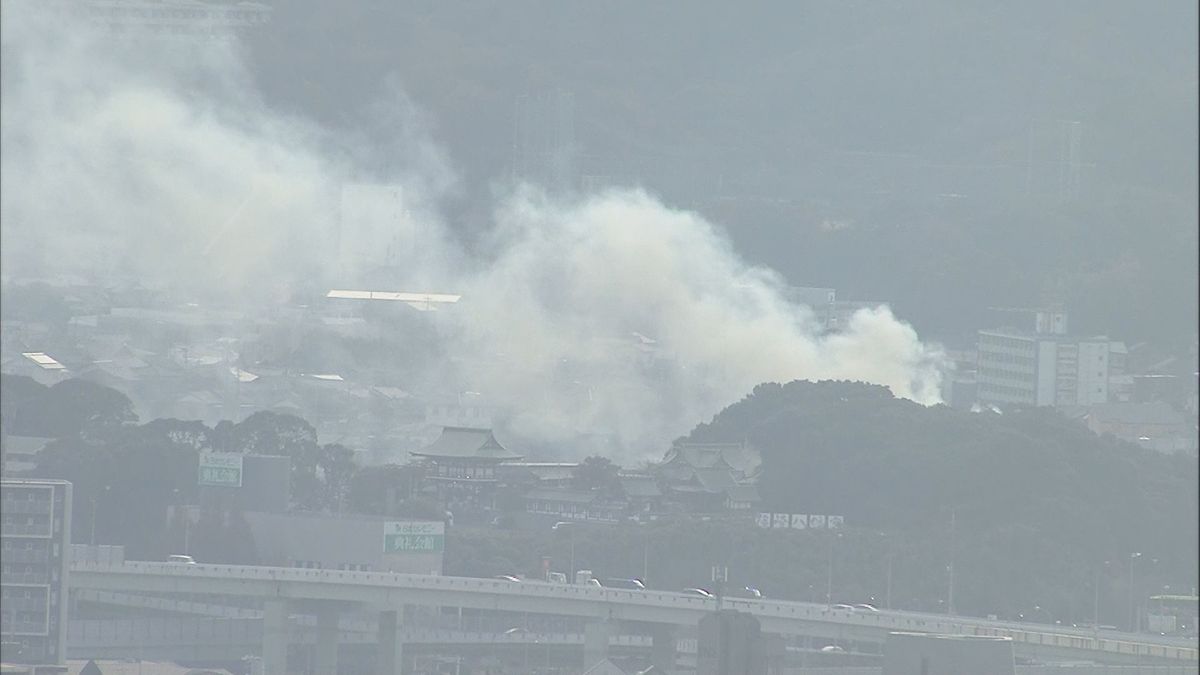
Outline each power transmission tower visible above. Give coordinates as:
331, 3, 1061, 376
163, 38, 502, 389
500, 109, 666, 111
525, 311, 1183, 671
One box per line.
511, 89, 577, 192
1058, 120, 1083, 202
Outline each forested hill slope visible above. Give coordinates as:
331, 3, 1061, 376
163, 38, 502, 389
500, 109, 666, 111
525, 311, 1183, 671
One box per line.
682, 380, 1198, 587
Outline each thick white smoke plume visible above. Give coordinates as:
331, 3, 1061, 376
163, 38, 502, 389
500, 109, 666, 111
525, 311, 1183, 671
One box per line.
1, 3, 943, 461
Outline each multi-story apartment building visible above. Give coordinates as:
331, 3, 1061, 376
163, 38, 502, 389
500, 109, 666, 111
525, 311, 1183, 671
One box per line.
0, 479, 71, 666
785, 286, 888, 332
976, 312, 1129, 408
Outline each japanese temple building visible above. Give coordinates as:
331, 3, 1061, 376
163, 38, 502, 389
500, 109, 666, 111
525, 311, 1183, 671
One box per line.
410, 427, 523, 514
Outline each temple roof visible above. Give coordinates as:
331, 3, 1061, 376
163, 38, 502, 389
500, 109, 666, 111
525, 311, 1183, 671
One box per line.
410, 426, 523, 461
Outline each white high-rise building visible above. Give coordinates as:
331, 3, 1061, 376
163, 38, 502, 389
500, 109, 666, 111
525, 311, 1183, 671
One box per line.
976, 312, 1128, 408
1, 479, 72, 666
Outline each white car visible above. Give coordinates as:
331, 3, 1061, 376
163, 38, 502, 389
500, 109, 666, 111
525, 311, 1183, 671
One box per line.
682, 588, 714, 598
853, 603, 880, 612
166, 555, 196, 564
820, 645, 847, 653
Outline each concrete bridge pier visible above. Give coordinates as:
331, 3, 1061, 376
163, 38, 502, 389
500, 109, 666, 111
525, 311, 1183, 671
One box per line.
378, 609, 404, 675
262, 599, 289, 675
584, 620, 613, 670
651, 624, 677, 672
315, 605, 340, 675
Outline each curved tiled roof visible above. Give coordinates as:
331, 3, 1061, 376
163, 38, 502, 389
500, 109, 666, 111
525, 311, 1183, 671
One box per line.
410, 426, 523, 461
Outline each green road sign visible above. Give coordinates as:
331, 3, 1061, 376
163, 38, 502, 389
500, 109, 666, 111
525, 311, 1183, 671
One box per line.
198, 453, 243, 487
383, 521, 445, 554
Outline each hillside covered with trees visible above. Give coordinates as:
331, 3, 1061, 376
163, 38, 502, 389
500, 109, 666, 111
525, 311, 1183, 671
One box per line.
678, 380, 1198, 620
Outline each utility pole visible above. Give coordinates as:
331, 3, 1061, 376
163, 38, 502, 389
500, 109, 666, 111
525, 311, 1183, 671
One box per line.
947, 508, 957, 616
885, 552, 894, 611
90, 485, 110, 546
826, 533, 841, 607
1129, 552, 1142, 632
569, 528, 576, 582
89, 496, 98, 546
642, 531, 649, 584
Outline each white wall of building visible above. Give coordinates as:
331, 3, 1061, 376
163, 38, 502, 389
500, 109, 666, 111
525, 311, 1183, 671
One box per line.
1076, 340, 1111, 406
1035, 340, 1058, 406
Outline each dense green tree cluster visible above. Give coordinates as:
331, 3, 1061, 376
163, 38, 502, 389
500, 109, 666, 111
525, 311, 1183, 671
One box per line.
444, 380, 1196, 627
681, 380, 1199, 623
572, 455, 622, 495
3, 375, 361, 561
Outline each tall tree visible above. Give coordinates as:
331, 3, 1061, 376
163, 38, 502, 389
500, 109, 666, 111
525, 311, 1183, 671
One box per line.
572, 455, 621, 495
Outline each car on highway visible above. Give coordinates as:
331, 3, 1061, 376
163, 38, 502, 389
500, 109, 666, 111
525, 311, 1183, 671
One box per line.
166, 554, 196, 564
682, 588, 714, 598
853, 603, 879, 612
495, 574, 522, 582
600, 578, 646, 590
820, 645, 847, 653
727, 586, 763, 599
831, 603, 855, 611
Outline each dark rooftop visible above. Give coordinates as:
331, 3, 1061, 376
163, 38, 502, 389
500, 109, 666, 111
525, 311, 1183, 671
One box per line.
411, 426, 523, 461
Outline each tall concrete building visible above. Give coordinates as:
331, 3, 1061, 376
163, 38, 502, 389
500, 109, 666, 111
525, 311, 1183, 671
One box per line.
512, 89, 578, 192
785, 286, 889, 332
0, 479, 72, 666
976, 312, 1129, 408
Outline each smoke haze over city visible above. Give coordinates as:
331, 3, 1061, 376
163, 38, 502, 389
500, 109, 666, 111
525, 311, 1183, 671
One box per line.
1, 2, 944, 459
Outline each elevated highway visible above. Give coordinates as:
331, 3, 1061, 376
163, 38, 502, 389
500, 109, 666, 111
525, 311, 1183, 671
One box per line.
67, 617, 664, 662
69, 561, 1198, 672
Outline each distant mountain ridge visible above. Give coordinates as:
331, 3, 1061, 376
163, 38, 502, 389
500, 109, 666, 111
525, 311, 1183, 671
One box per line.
244, 1, 1198, 345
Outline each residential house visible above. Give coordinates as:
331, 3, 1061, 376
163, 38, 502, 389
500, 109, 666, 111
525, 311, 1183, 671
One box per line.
1070, 401, 1198, 455
0, 435, 53, 476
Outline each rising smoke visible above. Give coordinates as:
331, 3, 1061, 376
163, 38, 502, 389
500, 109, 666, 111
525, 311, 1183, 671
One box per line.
0, 2, 944, 461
